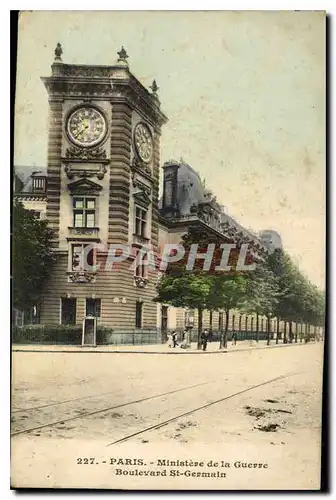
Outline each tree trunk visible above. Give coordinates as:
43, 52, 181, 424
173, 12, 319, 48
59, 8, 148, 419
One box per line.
220, 309, 229, 349
266, 315, 271, 346
218, 311, 223, 335
219, 311, 224, 349
300, 323, 303, 342
276, 317, 279, 344
294, 322, 298, 343
289, 322, 293, 343
224, 309, 230, 349
197, 307, 203, 350
209, 310, 213, 331
283, 321, 287, 344
256, 314, 259, 343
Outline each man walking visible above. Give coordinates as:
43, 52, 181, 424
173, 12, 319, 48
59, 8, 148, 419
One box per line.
201, 329, 209, 351
172, 330, 178, 348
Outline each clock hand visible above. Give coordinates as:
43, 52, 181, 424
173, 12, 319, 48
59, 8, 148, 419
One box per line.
74, 124, 89, 139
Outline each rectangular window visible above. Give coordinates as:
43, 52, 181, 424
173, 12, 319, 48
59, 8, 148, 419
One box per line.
74, 212, 84, 227
33, 177, 46, 192
61, 298, 77, 325
86, 298, 101, 318
71, 244, 95, 271
86, 212, 95, 228
164, 178, 174, 207
73, 198, 96, 228
135, 301, 143, 328
186, 309, 195, 327
135, 254, 147, 278
135, 206, 147, 237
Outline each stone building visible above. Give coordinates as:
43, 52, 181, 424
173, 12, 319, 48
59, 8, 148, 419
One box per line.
14, 45, 284, 340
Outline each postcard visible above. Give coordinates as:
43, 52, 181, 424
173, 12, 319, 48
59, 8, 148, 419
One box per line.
11, 10, 326, 490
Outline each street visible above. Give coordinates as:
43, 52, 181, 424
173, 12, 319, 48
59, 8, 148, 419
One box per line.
11, 343, 324, 489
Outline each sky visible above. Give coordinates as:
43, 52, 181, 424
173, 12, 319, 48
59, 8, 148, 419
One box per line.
13, 10, 325, 288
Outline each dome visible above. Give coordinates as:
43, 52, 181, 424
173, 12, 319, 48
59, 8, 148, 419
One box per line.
260, 230, 283, 251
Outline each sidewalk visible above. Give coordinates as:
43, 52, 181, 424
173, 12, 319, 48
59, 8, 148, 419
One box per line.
12, 339, 313, 355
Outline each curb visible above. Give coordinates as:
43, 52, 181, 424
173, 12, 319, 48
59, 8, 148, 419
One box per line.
12, 342, 313, 355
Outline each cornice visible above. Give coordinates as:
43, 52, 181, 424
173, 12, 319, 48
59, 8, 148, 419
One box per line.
15, 193, 47, 201
41, 70, 168, 127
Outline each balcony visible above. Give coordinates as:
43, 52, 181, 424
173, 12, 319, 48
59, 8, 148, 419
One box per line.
68, 227, 100, 239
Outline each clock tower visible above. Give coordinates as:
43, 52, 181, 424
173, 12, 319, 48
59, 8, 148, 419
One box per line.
40, 44, 168, 334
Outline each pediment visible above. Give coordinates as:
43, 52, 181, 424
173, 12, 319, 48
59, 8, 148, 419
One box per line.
67, 178, 103, 195
133, 190, 151, 207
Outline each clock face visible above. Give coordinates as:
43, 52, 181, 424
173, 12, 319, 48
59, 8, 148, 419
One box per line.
134, 123, 153, 163
67, 107, 107, 147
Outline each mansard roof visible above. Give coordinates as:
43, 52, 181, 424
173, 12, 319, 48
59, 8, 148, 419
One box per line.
14, 165, 47, 193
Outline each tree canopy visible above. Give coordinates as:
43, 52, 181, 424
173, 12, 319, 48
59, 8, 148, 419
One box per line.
155, 231, 325, 348
13, 200, 57, 311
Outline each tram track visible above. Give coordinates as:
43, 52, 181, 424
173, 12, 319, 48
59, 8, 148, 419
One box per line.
12, 371, 301, 441
12, 388, 140, 414
11, 380, 214, 437
105, 371, 300, 446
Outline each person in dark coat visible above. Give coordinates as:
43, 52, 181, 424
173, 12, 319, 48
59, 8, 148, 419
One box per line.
232, 331, 237, 345
172, 330, 178, 348
208, 329, 213, 343
201, 329, 209, 351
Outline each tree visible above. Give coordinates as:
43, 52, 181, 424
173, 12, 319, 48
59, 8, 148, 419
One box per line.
155, 271, 213, 349
209, 274, 247, 349
12, 200, 57, 313
244, 260, 280, 345
267, 249, 325, 342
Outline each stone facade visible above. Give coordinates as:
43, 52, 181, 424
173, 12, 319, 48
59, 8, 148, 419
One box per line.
14, 46, 284, 337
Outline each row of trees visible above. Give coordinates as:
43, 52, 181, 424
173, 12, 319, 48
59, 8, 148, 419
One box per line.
155, 236, 325, 350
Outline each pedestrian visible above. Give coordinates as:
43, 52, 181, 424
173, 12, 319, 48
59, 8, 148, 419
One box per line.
172, 330, 178, 348
167, 332, 173, 348
208, 329, 213, 343
201, 329, 209, 351
232, 331, 237, 346
183, 327, 192, 349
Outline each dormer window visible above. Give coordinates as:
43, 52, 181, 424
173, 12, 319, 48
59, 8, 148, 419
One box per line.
32, 176, 46, 193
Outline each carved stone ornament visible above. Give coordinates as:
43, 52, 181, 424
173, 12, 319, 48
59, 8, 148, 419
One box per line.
133, 190, 151, 208
65, 146, 107, 161
67, 271, 97, 283
64, 164, 107, 180
54, 65, 114, 78
68, 227, 99, 238
117, 46, 129, 63
149, 79, 159, 94
131, 156, 152, 176
132, 176, 152, 196
67, 178, 103, 196
134, 276, 149, 288
54, 43, 63, 62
